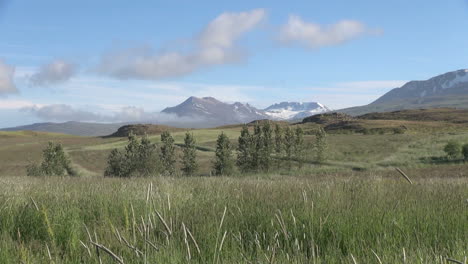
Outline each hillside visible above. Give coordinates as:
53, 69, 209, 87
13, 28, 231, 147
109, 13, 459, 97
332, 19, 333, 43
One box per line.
340, 69, 468, 115
0, 121, 125, 137
107, 124, 186, 137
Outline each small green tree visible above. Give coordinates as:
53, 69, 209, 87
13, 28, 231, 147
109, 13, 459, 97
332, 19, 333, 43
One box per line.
105, 133, 159, 177
315, 127, 328, 163
27, 142, 75, 177
104, 149, 125, 177
283, 126, 295, 168
444, 141, 461, 159
294, 126, 305, 167
274, 124, 283, 154
160, 131, 177, 176
137, 135, 160, 176
260, 121, 274, 172
237, 125, 252, 173
181, 132, 198, 176
462, 144, 468, 161
250, 122, 263, 171
213, 132, 234, 176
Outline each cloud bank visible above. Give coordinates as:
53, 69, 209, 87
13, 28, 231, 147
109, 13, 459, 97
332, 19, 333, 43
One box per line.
278, 15, 381, 49
97, 9, 266, 80
0, 60, 17, 94
29, 60, 76, 86
23, 104, 206, 125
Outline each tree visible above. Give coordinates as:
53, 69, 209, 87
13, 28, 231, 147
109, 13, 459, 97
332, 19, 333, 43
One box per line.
181, 132, 198, 176
250, 122, 263, 171
160, 131, 177, 176
315, 127, 328, 163
27, 142, 75, 177
137, 134, 160, 176
237, 125, 252, 173
294, 126, 305, 167
260, 121, 274, 172
104, 133, 160, 177
444, 141, 461, 159
104, 149, 125, 177
274, 124, 283, 154
463, 144, 468, 161
283, 126, 295, 168
213, 132, 234, 176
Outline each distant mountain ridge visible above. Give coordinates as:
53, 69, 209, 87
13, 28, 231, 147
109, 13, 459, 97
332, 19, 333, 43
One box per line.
0, 121, 125, 137
340, 69, 468, 115
162, 96, 331, 124
162, 96, 269, 126
264, 102, 331, 119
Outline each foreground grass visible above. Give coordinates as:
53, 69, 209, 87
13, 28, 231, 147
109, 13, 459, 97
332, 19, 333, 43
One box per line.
0, 173, 466, 263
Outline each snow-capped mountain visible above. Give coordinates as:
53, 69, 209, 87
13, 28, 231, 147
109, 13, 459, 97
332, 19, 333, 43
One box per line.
162, 96, 269, 125
264, 102, 331, 120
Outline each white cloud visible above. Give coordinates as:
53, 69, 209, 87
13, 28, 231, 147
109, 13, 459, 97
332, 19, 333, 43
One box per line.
22, 104, 207, 125
97, 9, 266, 80
0, 60, 17, 94
29, 60, 76, 86
0, 99, 41, 109
278, 15, 381, 49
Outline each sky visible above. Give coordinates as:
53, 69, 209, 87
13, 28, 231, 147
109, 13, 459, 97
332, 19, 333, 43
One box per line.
0, 0, 468, 128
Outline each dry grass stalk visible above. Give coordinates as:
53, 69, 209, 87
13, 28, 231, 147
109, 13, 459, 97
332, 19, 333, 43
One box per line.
396, 168, 413, 184
186, 226, 201, 255
371, 249, 383, 264
91, 241, 125, 264
446, 258, 464, 264
155, 209, 172, 236
79, 240, 92, 257
350, 254, 357, 264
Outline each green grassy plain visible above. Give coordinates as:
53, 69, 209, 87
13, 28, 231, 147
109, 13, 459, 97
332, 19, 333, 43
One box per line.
0, 116, 467, 263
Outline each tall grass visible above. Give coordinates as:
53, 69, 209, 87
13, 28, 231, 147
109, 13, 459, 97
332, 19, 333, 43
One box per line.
0, 174, 466, 263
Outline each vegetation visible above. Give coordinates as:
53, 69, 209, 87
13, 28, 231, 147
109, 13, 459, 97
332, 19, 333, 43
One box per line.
27, 142, 75, 177
181, 132, 198, 176
212, 132, 234, 175
105, 133, 159, 177
0, 174, 466, 263
444, 140, 461, 159
315, 127, 328, 163
2, 108, 468, 263
160, 131, 177, 176
463, 143, 468, 161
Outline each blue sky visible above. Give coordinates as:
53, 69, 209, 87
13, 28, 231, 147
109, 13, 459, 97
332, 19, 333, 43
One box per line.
0, 0, 468, 127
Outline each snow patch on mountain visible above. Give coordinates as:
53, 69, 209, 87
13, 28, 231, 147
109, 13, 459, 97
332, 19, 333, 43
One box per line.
264, 102, 331, 120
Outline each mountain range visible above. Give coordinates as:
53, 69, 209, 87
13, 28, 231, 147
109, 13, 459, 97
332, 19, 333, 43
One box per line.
341, 69, 468, 115
3, 68, 468, 136
1, 98, 330, 136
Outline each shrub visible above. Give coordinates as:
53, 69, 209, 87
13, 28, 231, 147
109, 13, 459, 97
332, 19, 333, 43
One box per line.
444, 141, 461, 159
27, 142, 75, 177
462, 144, 468, 161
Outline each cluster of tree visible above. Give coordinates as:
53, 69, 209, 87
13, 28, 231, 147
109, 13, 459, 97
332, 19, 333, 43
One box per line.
27, 123, 328, 177
26, 142, 76, 177
236, 122, 328, 172
443, 141, 468, 160
105, 131, 198, 177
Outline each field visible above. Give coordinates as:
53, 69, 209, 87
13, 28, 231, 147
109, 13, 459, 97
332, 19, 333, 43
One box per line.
0, 112, 467, 263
